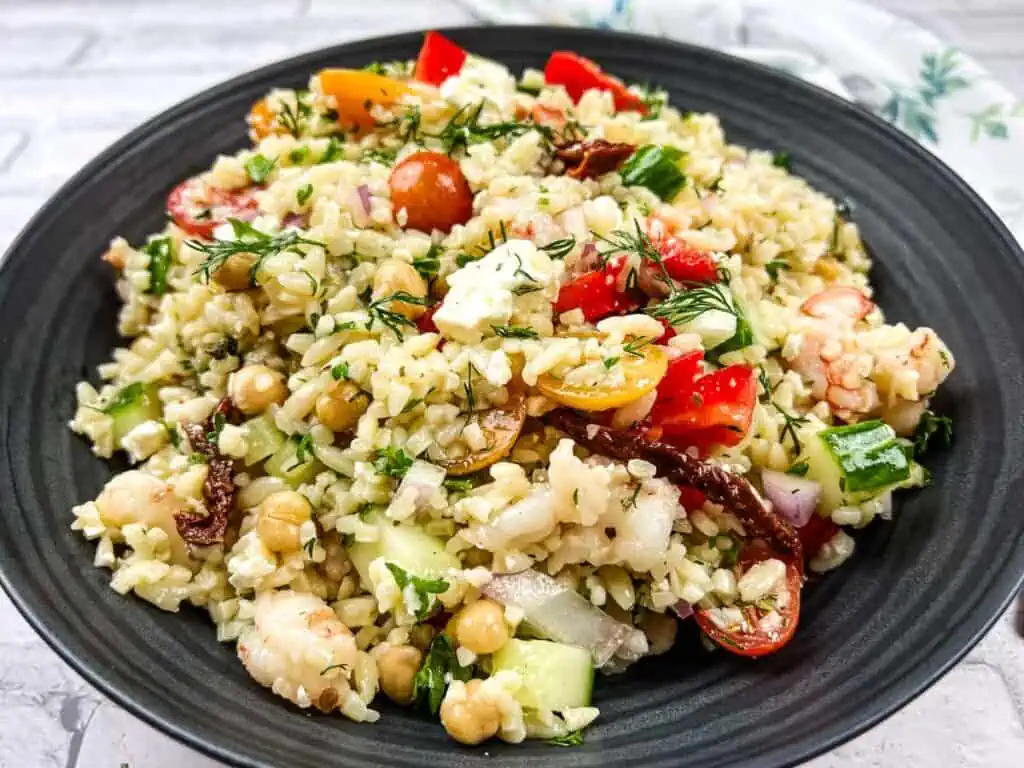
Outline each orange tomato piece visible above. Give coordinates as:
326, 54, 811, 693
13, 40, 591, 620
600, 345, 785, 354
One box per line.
316, 69, 415, 133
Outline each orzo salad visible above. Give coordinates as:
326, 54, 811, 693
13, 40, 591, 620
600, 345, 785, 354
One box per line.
70, 32, 955, 745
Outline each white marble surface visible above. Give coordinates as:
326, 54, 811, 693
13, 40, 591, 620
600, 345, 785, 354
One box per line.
0, 1, 1021, 766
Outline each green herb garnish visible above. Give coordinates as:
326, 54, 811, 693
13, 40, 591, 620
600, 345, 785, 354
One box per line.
244, 154, 277, 184
386, 562, 449, 621
143, 237, 173, 295
412, 633, 472, 714
374, 446, 413, 478
189, 218, 322, 286
913, 409, 953, 457
491, 324, 539, 339
548, 730, 585, 747
296, 183, 313, 206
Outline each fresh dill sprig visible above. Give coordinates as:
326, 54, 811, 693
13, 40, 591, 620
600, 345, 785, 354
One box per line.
595, 219, 672, 287
189, 219, 323, 285
464, 361, 480, 411
362, 147, 399, 166
645, 280, 738, 328
377, 104, 423, 143
777, 405, 809, 454
491, 325, 539, 339
540, 235, 576, 260
434, 102, 553, 154
622, 336, 654, 358
366, 292, 430, 339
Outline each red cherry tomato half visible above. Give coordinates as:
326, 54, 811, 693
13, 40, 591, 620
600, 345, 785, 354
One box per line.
797, 515, 840, 562
544, 51, 647, 113
389, 151, 474, 234
553, 255, 642, 322
167, 177, 259, 239
414, 31, 468, 86
694, 547, 802, 658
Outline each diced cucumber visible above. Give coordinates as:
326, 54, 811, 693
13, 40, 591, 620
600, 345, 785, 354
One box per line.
264, 436, 322, 488
349, 519, 459, 592
802, 420, 913, 511
676, 308, 737, 350
103, 382, 162, 444
620, 145, 687, 202
490, 639, 593, 710
242, 413, 286, 466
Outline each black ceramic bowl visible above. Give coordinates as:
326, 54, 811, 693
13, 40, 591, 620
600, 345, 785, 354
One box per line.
0, 26, 1022, 768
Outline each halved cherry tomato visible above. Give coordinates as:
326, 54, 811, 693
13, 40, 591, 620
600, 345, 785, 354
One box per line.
441, 388, 526, 475
544, 51, 646, 113
553, 255, 642, 322
537, 345, 668, 412
800, 286, 874, 322
389, 151, 474, 234
414, 31, 468, 86
317, 69, 415, 133
649, 353, 757, 451
166, 177, 260, 239
694, 546, 802, 658
247, 97, 279, 140
648, 218, 718, 284
798, 515, 839, 561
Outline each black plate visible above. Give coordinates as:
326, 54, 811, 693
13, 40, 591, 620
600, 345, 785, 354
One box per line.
1, 25, 1022, 768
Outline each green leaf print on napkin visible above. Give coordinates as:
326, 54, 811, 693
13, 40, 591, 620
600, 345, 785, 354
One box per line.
881, 48, 969, 143
968, 102, 1024, 143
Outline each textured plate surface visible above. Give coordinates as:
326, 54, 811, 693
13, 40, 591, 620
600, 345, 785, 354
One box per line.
0, 26, 1022, 768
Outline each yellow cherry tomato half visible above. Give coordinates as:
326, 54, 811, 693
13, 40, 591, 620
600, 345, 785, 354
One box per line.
316, 69, 416, 133
537, 345, 668, 411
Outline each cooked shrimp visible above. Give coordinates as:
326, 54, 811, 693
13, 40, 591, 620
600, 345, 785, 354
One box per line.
237, 589, 363, 715
95, 470, 191, 565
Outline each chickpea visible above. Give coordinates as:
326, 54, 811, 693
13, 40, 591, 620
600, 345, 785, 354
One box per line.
377, 645, 424, 706
314, 381, 369, 432
213, 253, 257, 291
440, 680, 500, 746
256, 490, 311, 553
371, 258, 428, 320
452, 599, 509, 655
230, 364, 287, 415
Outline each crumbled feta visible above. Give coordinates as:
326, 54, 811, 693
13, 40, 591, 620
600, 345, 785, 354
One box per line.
120, 419, 168, 463
217, 423, 249, 459
434, 239, 557, 344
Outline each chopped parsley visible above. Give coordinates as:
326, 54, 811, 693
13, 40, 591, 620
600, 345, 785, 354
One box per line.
288, 145, 311, 164
331, 362, 350, 381
548, 730, 585, 747
362, 147, 399, 166
603, 356, 620, 370
296, 183, 313, 206
374, 446, 413, 478
412, 243, 442, 278
413, 633, 472, 714
913, 409, 953, 457
244, 154, 277, 184
765, 258, 790, 282
787, 461, 810, 476
288, 433, 316, 470
143, 236, 173, 295
443, 476, 481, 493
319, 136, 344, 164
772, 151, 791, 170
386, 562, 449, 621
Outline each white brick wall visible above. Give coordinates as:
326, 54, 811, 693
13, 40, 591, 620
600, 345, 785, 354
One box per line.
0, 2, 1020, 766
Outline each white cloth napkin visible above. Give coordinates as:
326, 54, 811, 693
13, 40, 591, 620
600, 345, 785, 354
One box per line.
458, 0, 1024, 240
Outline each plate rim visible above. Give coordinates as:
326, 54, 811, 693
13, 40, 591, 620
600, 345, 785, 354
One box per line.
0, 23, 1022, 768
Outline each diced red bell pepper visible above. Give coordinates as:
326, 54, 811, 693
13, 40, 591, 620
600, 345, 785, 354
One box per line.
544, 51, 646, 113
649, 353, 757, 451
659, 238, 719, 283
414, 31, 468, 86
656, 317, 676, 344
553, 256, 642, 322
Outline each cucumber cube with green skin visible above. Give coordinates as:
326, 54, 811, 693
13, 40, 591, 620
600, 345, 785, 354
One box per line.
241, 412, 286, 466
104, 382, 162, 444
620, 145, 686, 201
349, 518, 459, 593
803, 420, 913, 511
264, 437, 321, 488
490, 639, 594, 710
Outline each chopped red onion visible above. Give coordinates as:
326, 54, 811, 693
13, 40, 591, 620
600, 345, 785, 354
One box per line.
356, 184, 372, 216
483, 569, 648, 669
761, 469, 821, 528
670, 600, 694, 621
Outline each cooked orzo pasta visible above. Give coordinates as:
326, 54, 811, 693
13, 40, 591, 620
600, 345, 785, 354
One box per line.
69, 32, 955, 745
